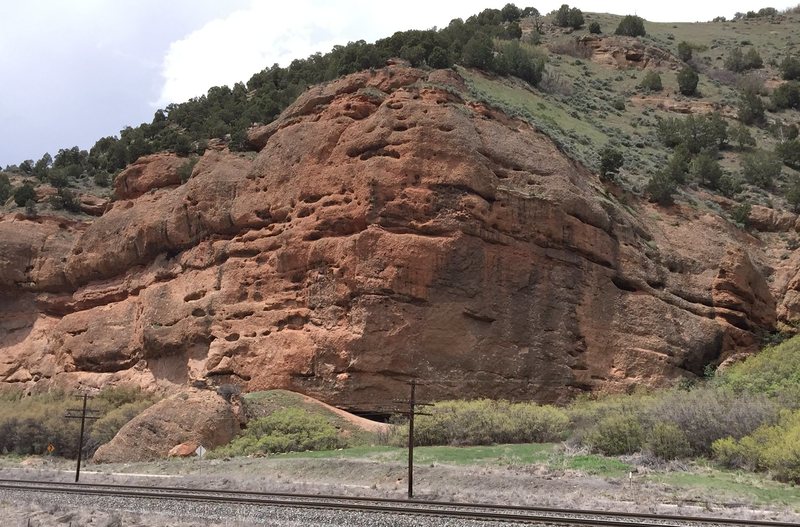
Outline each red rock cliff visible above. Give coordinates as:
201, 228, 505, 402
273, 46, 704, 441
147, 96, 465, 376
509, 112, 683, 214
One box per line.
0, 66, 791, 405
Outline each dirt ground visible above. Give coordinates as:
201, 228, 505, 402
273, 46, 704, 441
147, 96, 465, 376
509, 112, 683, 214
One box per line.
1, 454, 799, 525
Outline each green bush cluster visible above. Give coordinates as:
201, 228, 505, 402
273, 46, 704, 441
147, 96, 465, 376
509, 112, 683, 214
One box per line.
713, 410, 800, 482
742, 150, 782, 188
552, 4, 584, 29
399, 400, 569, 447
212, 408, 346, 457
677, 67, 699, 96
771, 81, 800, 111
614, 15, 646, 37
780, 56, 800, 81
639, 71, 662, 92
647, 114, 728, 200
0, 386, 155, 459
570, 385, 778, 460
725, 47, 764, 73
599, 146, 624, 179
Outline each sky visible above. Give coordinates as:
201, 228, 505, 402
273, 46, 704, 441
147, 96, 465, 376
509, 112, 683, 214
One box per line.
1, 0, 796, 166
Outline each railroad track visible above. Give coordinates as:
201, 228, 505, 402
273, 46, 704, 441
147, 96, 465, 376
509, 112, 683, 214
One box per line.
0, 478, 795, 527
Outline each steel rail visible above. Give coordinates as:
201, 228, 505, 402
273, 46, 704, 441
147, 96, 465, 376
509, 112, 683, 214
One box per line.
0, 479, 795, 527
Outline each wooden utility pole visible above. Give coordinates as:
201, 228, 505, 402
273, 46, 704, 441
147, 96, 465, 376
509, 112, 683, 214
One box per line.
407, 379, 416, 499
394, 380, 432, 499
65, 394, 100, 482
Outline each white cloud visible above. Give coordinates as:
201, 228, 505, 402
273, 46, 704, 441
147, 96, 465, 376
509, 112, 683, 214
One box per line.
156, 0, 500, 105
157, 0, 798, 106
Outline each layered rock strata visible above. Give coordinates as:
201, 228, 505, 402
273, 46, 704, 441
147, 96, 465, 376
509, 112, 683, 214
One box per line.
0, 66, 790, 405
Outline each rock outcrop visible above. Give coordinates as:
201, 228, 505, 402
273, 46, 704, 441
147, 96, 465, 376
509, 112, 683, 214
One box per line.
0, 66, 794, 406
93, 389, 241, 463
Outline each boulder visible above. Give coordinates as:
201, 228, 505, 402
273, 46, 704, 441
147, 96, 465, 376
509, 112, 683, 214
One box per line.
93, 390, 242, 463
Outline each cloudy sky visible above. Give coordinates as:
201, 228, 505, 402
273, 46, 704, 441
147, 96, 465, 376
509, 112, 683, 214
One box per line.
1, 1, 795, 166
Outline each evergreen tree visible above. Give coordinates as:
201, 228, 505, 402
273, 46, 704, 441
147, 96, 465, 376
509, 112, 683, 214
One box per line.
13, 182, 36, 207
615, 15, 646, 37
677, 67, 699, 96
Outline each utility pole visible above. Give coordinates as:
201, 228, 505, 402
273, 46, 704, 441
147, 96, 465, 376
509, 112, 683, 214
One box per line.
394, 379, 432, 499
65, 393, 100, 483
407, 379, 416, 500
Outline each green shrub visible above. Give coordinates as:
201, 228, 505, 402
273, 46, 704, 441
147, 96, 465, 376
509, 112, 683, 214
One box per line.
214, 408, 345, 457
726, 47, 763, 72
738, 90, 765, 125
588, 21, 601, 34
716, 336, 800, 404
0, 386, 154, 458
732, 202, 752, 227
771, 81, 800, 110
786, 176, 800, 212
677, 67, 699, 96
657, 114, 727, 153
178, 157, 199, 183
585, 414, 644, 455
730, 124, 756, 150
677, 41, 693, 62
647, 387, 777, 455
780, 56, 800, 81
509, 404, 570, 442
646, 422, 691, 460
690, 150, 723, 189
718, 173, 743, 197
553, 4, 584, 29
599, 146, 623, 179
13, 182, 35, 207
776, 139, 800, 170
639, 71, 662, 92
615, 15, 646, 37
713, 410, 800, 482
742, 150, 782, 188
645, 170, 678, 205
0, 174, 10, 203
407, 400, 569, 446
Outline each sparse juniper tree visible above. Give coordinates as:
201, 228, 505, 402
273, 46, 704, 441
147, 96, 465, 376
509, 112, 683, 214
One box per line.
690, 150, 723, 189
771, 82, 800, 110
553, 4, 583, 29
742, 150, 782, 188
13, 182, 36, 207
615, 15, 646, 37
501, 3, 522, 22
599, 146, 624, 179
677, 67, 699, 96
646, 171, 677, 205
776, 139, 800, 170
730, 123, 756, 150
780, 56, 800, 81
0, 173, 10, 203
725, 47, 763, 72
426, 47, 450, 69
462, 33, 494, 70
640, 70, 663, 92
738, 90, 765, 125
677, 41, 693, 62
786, 176, 800, 212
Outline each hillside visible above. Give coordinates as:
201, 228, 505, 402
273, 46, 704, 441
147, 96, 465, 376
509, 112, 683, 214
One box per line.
2, 5, 800, 405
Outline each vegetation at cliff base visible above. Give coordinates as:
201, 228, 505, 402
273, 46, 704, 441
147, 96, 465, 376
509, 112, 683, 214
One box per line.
0, 386, 156, 459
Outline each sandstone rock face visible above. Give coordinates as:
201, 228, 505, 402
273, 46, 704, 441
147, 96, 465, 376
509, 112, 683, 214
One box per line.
93, 390, 241, 463
113, 153, 187, 199
0, 66, 795, 406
